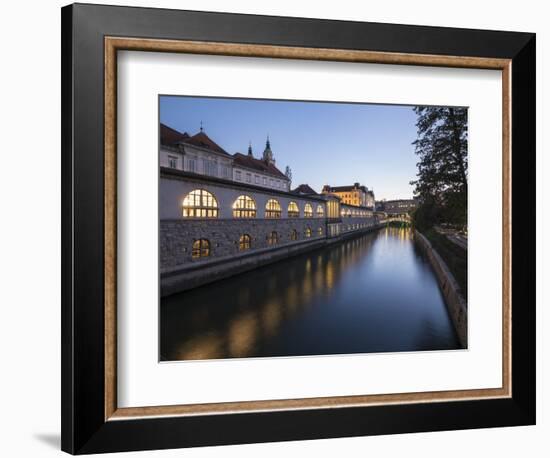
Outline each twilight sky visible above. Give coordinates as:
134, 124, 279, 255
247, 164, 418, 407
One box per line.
160, 95, 420, 200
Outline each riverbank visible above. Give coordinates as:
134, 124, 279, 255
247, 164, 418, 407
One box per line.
414, 230, 467, 348
426, 228, 468, 296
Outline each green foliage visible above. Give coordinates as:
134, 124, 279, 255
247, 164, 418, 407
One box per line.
411, 198, 440, 231
442, 191, 467, 227
411, 106, 468, 227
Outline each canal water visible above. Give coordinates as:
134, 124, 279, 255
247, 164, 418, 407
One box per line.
160, 227, 461, 361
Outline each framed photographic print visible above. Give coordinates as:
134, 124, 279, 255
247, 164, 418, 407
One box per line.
61, 3, 536, 454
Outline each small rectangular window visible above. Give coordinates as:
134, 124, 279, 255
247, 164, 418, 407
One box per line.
187, 157, 196, 172
235, 170, 242, 181
168, 156, 178, 169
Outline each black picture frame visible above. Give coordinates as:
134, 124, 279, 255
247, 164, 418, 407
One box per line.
61, 3, 535, 454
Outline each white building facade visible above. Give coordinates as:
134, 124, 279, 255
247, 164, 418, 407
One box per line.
160, 124, 290, 192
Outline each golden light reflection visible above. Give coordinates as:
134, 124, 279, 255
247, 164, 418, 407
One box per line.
314, 267, 325, 292
302, 271, 313, 302
261, 300, 282, 337
228, 312, 258, 358
286, 291, 298, 315
285, 284, 299, 306
325, 260, 334, 290
176, 332, 224, 360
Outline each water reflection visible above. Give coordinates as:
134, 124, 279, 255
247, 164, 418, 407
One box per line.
161, 227, 460, 361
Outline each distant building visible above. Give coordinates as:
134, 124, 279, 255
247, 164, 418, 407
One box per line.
377, 199, 417, 214
160, 124, 291, 191
365, 189, 375, 208
321, 182, 375, 209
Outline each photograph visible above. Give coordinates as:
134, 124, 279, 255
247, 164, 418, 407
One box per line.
158, 96, 468, 361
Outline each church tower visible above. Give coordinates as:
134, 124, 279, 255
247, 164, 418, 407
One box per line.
262, 136, 275, 165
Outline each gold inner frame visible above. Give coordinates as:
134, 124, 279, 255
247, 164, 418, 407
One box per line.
104, 37, 512, 421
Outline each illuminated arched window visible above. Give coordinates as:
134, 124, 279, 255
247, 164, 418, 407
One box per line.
316, 205, 324, 217
304, 227, 312, 238
288, 201, 299, 218
265, 199, 282, 218
290, 229, 298, 241
267, 231, 279, 245
192, 239, 210, 259
232, 195, 256, 218
317, 227, 323, 236
239, 234, 251, 251
182, 189, 218, 218
304, 203, 313, 217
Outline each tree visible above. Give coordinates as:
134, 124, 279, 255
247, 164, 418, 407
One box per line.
285, 165, 292, 185
410, 106, 468, 227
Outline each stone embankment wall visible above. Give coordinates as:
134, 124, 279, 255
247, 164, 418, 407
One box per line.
161, 218, 380, 296
414, 230, 468, 348
161, 218, 327, 269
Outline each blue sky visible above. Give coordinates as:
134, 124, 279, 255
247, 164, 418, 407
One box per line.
160, 96, 419, 200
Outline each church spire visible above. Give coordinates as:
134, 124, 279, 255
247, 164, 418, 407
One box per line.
262, 135, 274, 164
247, 141, 253, 157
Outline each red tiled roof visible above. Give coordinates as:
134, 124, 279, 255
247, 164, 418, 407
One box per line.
185, 131, 230, 156
292, 184, 318, 195
233, 153, 288, 180
160, 123, 189, 146
160, 124, 230, 156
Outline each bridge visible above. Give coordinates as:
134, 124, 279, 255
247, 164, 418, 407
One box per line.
376, 212, 411, 227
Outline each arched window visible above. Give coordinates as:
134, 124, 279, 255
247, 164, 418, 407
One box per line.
192, 239, 210, 259
304, 203, 313, 217
265, 199, 282, 218
232, 195, 256, 218
182, 189, 218, 218
317, 227, 323, 236
316, 205, 324, 217
305, 227, 312, 238
239, 234, 251, 251
290, 229, 298, 241
267, 231, 279, 245
288, 201, 299, 218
